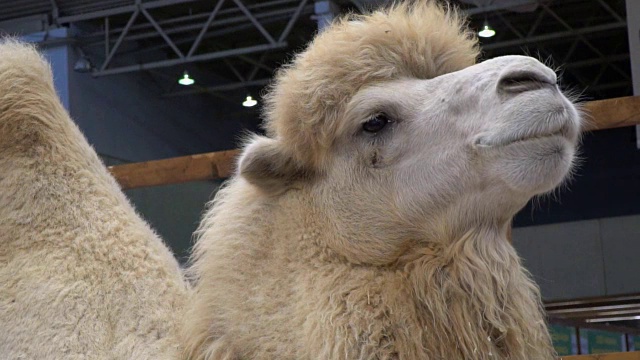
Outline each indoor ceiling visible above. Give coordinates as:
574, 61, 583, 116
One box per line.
0, 0, 631, 102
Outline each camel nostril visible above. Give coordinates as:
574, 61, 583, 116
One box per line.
497, 71, 556, 93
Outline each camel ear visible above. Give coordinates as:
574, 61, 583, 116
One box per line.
238, 136, 309, 193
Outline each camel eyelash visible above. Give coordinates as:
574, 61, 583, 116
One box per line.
361, 113, 391, 134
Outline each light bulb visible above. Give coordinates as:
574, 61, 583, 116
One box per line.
178, 71, 194, 85
242, 95, 257, 107
478, 25, 496, 38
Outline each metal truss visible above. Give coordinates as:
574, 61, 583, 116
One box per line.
58, 0, 312, 77
38, 0, 629, 99
161, 52, 273, 97
482, 22, 627, 51
163, 0, 555, 97
463, 0, 539, 15
466, 0, 630, 99
352, 0, 630, 98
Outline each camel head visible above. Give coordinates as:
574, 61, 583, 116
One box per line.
237, 2, 581, 264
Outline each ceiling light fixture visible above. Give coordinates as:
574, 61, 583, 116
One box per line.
178, 71, 195, 86
242, 95, 257, 107
478, 22, 496, 38
73, 47, 93, 73
74, 56, 92, 73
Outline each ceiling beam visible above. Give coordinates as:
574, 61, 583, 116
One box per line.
482, 22, 627, 51
464, 0, 539, 15
163, 78, 272, 97
57, 0, 202, 24
564, 54, 630, 69
93, 42, 287, 77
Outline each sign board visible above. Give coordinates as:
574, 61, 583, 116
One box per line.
550, 325, 578, 355
580, 329, 626, 354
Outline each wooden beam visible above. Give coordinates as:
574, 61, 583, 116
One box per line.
108, 96, 640, 189
109, 149, 240, 189
561, 352, 640, 360
583, 96, 640, 131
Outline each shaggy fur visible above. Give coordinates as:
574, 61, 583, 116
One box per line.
186, 186, 555, 359
263, 0, 478, 172
0, 41, 188, 359
184, 2, 580, 359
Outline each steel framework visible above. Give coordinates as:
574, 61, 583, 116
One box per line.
474, 0, 630, 99
59, 0, 312, 77
11, 0, 629, 99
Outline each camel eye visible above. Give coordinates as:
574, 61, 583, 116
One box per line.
363, 113, 391, 133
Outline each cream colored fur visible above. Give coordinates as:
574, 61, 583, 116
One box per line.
263, 0, 478, 171
186, 2, 581, 359
0, 40, 188, 359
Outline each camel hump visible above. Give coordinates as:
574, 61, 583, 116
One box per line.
0, 39, 70, 148
0, 39, 56, 98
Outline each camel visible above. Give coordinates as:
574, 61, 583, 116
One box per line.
183, 2, 581, 359
0, 40, 188, 359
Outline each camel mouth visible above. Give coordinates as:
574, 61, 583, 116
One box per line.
474, 125, 572, 148
502, 130, 567, 147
